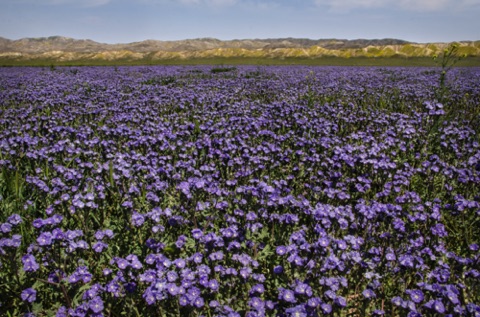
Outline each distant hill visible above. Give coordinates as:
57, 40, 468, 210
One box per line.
0, 36, 479, 63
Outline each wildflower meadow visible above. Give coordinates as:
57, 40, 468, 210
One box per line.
0, 65, 479, 316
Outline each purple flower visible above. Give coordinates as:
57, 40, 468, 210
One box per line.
173, 258, 186, 269
131, 211, 145, 227
7, 214, 22, 225
249, 297, 265, 310
167, 271, 178, 282
1, 223, 12, 233
191, 252, 203, 264
76, 240, 89, 249
454, 304, 466, 315
318, 237, 330, 248
336, 239, 348, 250
221, 227, 236, 239
405, 300, 416, 311
69, 266, 92, 284
295, 282, 312, 296
22, 254, 40, 272
225, 267, 238, 276
399, 254, 414, 268
292, 255, 305, 266
167, 283, 179, 296
65, 229, 83, 240
94, 230, 105, 240
407, 289, 424, 304
0, 236, 20, 249
391, 296, 404, 307
176, 235, 187, 248
279, 288, 296, 303
56, 306, 68, 317
131, 259, 143, 270
144, 289, 156, 305
192, 228, 203, 240
362, 289, 376, 300
89, 296, 104, 313
193, 296, 205, 308
392, 218, 405, 232
386, 252, 396, 261
177, 182, 191, 196
466, 303, 480, 314
83, 284, 103, 299
307, 297, 321, 308
285, 305, 307, 317
116, 258, 129, 270
179, 295, 189, 306
433, 300, 445, 314
209, 300, 220, 308
446, 291, 459, 305
276, 246, 287, 256
187, 286, 201, 298
21, 288, 36, 303
469, 243, 479, 251
37, 231, 53, 246
208, 279, 219, 291
52, 228, 65, 240
93, 242, 108, 253
240, 267, 252, 279
250, 284, 265, 295
325, 290, 336, 300
85, 192, 95, 201
321, 303, 332, 314
208, 251, 224, 261
335, 296, 347, 307
431, 223, 448, 237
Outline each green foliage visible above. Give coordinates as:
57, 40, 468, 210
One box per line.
5, 56, 480, 67
210, 66, 237, 73
433, 43, 467, 92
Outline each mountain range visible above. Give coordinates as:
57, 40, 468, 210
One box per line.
1, 36, 479, 63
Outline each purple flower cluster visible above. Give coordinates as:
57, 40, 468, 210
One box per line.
0, 65, 479, 316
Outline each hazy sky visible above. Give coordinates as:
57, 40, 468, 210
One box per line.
1, 0, 479, 43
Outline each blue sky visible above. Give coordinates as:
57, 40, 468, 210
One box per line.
1, 0, 479, 43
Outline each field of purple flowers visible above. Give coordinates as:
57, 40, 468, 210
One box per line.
0, 65, 479, 317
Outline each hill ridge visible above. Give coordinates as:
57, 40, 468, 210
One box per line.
1, 36, 479, 63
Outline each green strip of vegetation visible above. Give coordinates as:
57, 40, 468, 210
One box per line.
1, 56, 479, 67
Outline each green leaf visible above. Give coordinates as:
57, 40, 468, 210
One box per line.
184, 238, 196, 251
257, 244, 273, 261
32, 302, 43, 314
257, 226, 270, 240
72, 283, 92, 306
32, 279, 44, 289
163, 245, 176, 255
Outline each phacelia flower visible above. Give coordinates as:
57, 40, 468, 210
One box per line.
21, 288, 36, 303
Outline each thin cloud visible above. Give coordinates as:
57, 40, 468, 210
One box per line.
314, 0, 480, 11
134, 0, 301, 9
398, 0, 451, 11
314, 0, 385, 11
174, 0, 237, 6
16, 0, 112, 7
